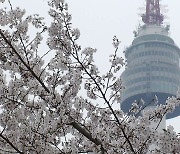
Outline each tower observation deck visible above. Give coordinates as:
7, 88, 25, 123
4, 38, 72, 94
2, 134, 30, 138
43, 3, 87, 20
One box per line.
121, 0, 180, 119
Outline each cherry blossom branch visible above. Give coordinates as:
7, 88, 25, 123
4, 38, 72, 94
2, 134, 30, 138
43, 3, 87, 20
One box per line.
0, 29, 107, 153
64, 40, 137, 154
104, 46, 119, 95
53, 17, 136, 152
0, 133, 24, 154
60, 26, 137, 153
0, 29, 50, 93
70, 122, 106, 153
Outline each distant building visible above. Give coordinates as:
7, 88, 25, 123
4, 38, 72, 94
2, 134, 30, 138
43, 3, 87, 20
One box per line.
121, 0, 180, 119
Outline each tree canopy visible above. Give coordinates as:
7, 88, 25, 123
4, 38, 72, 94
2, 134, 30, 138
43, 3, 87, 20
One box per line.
0, 0, 179, 153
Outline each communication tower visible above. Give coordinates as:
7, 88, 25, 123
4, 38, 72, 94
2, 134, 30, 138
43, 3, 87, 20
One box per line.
121, 0, 180, 119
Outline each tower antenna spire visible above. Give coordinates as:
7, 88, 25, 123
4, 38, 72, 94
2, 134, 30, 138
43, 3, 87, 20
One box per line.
142, 0, 164, 25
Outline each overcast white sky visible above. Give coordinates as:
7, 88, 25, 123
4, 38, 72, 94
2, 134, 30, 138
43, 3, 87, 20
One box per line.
6, 0, 180, 132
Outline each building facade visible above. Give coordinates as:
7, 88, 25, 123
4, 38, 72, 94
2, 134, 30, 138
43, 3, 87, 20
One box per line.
121, 24, 180, 119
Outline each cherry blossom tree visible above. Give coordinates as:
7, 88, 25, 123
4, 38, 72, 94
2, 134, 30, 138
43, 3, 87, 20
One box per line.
0, 0, 179, 153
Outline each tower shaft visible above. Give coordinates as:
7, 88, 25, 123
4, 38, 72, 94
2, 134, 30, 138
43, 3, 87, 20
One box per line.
142, 0, 164, 25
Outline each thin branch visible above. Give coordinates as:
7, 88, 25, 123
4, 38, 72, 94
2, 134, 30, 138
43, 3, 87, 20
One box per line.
18, 34, 30, 65
40, 49, 52, 60
104, 47, 118, 95
25, 28, 46, 49
8, 0, 13, 11
0, 133, 24, 154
